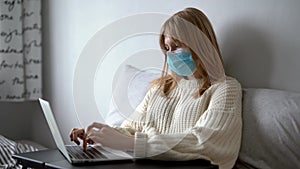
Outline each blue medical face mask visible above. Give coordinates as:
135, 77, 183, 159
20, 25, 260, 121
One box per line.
166, 48, 196, 76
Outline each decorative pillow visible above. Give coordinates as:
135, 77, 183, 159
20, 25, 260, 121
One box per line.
105, 65, 160, 126
235, 88, 300, 169
0, 135, 41, 169
0, 135, 16, 169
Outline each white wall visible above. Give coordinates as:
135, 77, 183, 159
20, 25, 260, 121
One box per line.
38, 0, 300, 146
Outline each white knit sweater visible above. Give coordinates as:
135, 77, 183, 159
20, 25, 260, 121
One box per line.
115, 76, 242, 169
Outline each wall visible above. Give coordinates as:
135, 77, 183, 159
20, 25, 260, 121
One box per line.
1, 0, 299, 148
0, 102, 35, 140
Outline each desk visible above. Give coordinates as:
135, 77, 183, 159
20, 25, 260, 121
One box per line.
13, 149, 218, 169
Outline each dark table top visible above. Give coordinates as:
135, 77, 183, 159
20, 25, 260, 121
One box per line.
13, 149, 218, 169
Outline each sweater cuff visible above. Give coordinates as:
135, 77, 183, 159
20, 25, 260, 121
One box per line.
134, 132, 147, 158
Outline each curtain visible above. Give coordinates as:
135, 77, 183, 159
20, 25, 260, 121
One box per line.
0, 0, 42, 101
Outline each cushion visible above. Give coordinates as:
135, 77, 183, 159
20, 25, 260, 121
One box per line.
236, 88, 300, 169
0, 135, 16, 169
16, 140, 47, 151
0, 135, 40, 169
105, 65, 160, 126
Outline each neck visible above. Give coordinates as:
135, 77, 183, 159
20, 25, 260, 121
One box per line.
183, 76, 194, 80
172, 71, 201, 81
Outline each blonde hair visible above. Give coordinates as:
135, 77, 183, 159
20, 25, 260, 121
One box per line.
151, 7, 224, 97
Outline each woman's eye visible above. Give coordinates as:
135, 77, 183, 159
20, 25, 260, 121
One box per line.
174, 42, 182, 49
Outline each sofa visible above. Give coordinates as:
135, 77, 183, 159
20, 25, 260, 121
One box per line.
105, 64, 300, 169
235, 88, 300, 169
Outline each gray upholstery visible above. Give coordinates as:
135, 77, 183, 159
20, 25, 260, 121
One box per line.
236, 88, 300, 169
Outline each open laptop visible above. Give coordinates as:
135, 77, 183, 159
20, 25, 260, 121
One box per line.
38, 98, 134, 164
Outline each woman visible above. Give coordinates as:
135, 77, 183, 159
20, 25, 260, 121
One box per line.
70, 7, 242, 169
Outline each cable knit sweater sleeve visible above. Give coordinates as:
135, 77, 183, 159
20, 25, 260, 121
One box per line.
118, 78, 242, 169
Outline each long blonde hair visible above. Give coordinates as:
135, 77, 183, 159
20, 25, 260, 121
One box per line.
151, 7, 224, 97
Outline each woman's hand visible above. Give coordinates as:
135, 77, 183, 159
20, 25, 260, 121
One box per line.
69, 128, 85, 145
85, 122, 134, 151
69, 128, 94, 150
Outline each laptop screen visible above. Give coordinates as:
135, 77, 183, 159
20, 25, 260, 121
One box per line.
39, 98, 71, 162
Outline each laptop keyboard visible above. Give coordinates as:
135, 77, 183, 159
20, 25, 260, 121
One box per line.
66, 146, 107, 160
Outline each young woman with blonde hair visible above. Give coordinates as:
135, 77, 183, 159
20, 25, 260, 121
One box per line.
70, 7, 242, 169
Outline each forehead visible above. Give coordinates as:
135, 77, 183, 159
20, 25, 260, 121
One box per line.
164, 35, 179, 44
163, 35, 186, 48
164, 36, 173, 43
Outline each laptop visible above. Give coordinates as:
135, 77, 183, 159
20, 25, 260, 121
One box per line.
38, 98, 134, 164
